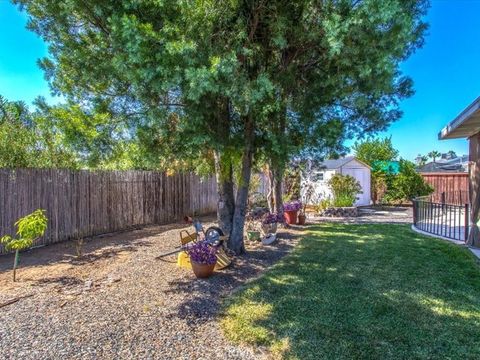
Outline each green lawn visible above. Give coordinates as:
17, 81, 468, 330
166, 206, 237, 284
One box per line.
221, 224, 480, 359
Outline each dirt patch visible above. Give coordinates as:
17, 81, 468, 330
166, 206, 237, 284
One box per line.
0, 217, 303, 359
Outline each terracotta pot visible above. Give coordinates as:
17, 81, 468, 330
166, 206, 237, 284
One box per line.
284, 210, 298, 225
191, 261, 216, 278
297, 214, 306, 225
261, 223, 278, 235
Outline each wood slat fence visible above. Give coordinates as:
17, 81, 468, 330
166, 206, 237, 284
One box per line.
0, 169, 217, 254
421, 172, 469, 205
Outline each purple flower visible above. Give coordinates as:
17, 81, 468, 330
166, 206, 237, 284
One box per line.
262, 212, 278, 225
283, 200, 302, 212
185, 241, 217, 265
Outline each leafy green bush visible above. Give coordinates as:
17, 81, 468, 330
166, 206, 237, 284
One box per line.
1, 209, 48, 281
328, 174, 362, 207
383, 159, 433, 203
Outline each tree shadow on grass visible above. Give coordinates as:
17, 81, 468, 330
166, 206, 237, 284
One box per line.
164, 230, 303, 325
221, 223, 480, 359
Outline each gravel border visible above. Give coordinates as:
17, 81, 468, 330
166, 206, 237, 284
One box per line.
0, 219, 303, 359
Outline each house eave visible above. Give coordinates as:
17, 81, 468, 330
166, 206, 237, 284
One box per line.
439, 96, 480, 140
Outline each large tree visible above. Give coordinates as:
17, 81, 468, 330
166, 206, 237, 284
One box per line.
0, 95, 78, 168
16, 0, 429, 253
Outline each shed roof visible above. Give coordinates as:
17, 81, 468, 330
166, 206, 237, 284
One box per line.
319, 156, 370, 170
439, 96, 480, 139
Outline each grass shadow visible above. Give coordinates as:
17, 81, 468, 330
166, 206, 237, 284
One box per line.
221, 223, 480, 359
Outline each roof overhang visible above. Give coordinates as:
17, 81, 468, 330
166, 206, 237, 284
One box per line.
439, 96, 480, 140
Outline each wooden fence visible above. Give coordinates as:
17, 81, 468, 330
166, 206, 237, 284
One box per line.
0, 169, 217, 253
421, 172, 469, 205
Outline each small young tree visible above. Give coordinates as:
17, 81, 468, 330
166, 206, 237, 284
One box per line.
1, 209, 48, 281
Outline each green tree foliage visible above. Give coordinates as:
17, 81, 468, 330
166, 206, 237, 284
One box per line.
415, 154, 428, 166
0, 95, 78, 168
1, 209, 48, 281
353, 137, 399, 204
328, 174, 362, 207
428, 150, 441, 163
15, 0, 429, 252
353, 137, 399, 167
383, 159, 433, 203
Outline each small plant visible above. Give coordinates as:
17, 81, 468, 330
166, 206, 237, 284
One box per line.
328, 174, 362, 207
261, 212, 283, 225
1, 209, 48, 281
314, 198, 332, 213
75, 237, 84, 258
283, 200, 302, 212
186, 241, 217, 265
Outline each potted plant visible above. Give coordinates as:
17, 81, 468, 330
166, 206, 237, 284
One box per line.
185, 241, 218, 278
283, 200, 302, 225
298, 205, 307, 225
260, 212, 280, 235
245, 209, 267, 241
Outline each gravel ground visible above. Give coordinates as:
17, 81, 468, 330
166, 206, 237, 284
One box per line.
0, 217, 303, 360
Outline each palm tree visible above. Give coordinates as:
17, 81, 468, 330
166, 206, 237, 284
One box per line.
428, 150, 441, 163
415, 154, 428, 166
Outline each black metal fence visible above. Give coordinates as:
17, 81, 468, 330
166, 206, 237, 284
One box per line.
412, 195, 469, 242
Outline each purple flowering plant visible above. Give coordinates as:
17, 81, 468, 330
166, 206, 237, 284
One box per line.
261, 212, 284, 225
283, 200, 302, 212
186, 241, 217, 265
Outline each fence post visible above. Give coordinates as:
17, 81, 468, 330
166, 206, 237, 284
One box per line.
464, 203, 469, 242
412, 199, 417, 226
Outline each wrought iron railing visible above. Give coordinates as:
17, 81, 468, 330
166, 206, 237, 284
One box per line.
412, 195, 469, 242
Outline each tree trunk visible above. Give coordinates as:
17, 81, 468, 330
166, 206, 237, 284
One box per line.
13, 250, 19, 282
214, 151, 235, 235
266, 166, 274, 212
229, 115, 255, 254
212, 96, 235, 235
272, 165, 284, 214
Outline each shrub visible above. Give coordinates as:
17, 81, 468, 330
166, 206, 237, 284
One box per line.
314, 198, 332, 213
383, 159, 433, 203
1, 209, 48, 281
328, 174, 362, 207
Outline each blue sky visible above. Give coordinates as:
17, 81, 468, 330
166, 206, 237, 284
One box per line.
0, 1, 478, 160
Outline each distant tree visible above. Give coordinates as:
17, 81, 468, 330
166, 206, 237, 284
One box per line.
353, 137, 399, 204
0, 95, 78, 169
415, 154, 428, 166
447, 150, 457, 159
353, 137, 399, 166
383, 159, 433, 203
428, 150, 441, 163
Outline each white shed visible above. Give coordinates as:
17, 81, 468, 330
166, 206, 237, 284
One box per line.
302, 156, 371, 207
